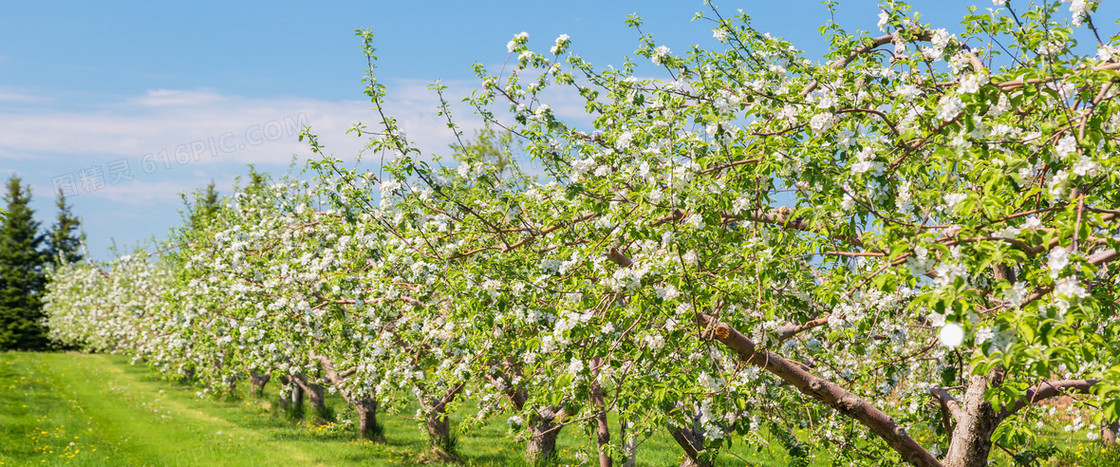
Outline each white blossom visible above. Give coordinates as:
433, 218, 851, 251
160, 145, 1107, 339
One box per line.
1004, 282, 1029, 308
1072, 157, 1101, 177
934, 261, 968, 287
1055, 135, 1078, 160
958, 73, 988, 94
1048, 247, 1070, 279
1047, 170, 1070, 198
810, 113, 835, 133
936, 95, 965, 121
1054, 276, 1088, 299
567, 357, 585, 376
975, 327, 995, 344
993, 226, 1020, 239
896, 84, 921, 101
652, 45, 671, 65
550, 34, 570, 55
931, 29, 952, 50
943, 192, 967, 209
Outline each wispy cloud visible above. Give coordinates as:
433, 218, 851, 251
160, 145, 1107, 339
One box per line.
3, 77, 596, 259
0, 81, 511, 170
0, 86, 53, 104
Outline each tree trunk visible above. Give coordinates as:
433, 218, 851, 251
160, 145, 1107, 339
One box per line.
289, 376, 304, 407
943, 372, 999, 467
621, 420, 638, 467
356, 397, 384, 442
492, 367, 565, 465
279, 375, 304, 417
669, 425, 712, 467
590, 363, 612, 467
293, 376, 327, 424
249, 371, 270, 398
526, 406, 562, 464
427, 407, 452, 446
1102, 421, 1119, 445
417, 387, 462, 464
420, 403, 458, 463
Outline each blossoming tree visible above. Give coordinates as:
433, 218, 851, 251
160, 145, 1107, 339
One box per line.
44, 1, 1120, 466
320, 1, 1120, 465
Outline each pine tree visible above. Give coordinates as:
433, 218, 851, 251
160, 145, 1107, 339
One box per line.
0, 175, 48, 350
187, 180, 220, 233
47, 190, 83, 266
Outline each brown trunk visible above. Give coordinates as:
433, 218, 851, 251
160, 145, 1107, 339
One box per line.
417, 386, 463, 463
493, 368, 565, 465
294, 376, 327, 424
526, 406, 562, 464
249, 371, 270, 398
419, 403, 459, 463
669, 425, 712, 467
427, 406, 451, 446
356, 397, 384, 442
943, 372, 999, 467
590, 360, 612, 467
1102, 421, 1119, 445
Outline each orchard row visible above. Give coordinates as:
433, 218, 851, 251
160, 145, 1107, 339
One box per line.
44, 2, 1120, 466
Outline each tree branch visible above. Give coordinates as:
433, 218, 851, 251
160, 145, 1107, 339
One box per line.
997, 379, 1099, 422
929, 386, 964, 422
696, 313, 941, 466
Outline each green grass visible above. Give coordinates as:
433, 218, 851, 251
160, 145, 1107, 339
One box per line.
1, 352, 389, 466
2, 351, 1114, 466
0, 352, 790, 466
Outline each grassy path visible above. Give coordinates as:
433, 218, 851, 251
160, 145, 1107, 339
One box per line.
0, 352, 415, 466
3, 351, 758, 466
2, 352, 1112, 466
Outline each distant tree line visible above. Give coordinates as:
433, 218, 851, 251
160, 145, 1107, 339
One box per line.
0, 175, 83, 350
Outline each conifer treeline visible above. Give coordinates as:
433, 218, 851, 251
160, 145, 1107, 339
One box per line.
0, 175, 83, 350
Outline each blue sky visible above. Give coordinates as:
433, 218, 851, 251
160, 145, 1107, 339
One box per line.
2, 1, 1112, 260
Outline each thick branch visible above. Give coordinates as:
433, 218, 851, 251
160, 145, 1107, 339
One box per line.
777, 317, 831, 341
696, 313, 941, 467
929, 386, 964, 421
609, 248, 936, 465
1088, 248, 1119, 266
997, 379, 1099, 421
317, 355, 359, 406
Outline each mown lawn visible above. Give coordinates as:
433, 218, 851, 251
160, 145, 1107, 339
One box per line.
0, 351, 1114, 466
0, 352, 793, 466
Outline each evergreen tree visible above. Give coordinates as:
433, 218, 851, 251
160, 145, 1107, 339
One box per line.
0, 176, 48, 350
178, 180, 222, 245
187, 181, 220, 231
47, 190, 83, 265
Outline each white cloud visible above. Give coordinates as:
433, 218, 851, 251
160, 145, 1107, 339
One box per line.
3, 76, 599, 259
92, 179, 207, 204
0, 86, 53, 104
0, 82, 496, 168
